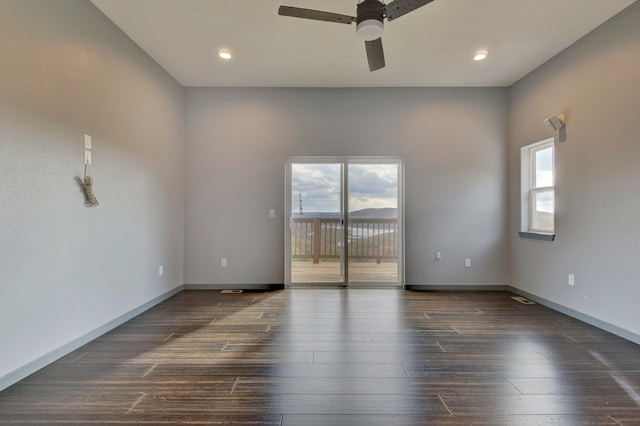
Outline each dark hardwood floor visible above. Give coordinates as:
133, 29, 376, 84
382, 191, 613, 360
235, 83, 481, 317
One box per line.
1, 289, 640, 425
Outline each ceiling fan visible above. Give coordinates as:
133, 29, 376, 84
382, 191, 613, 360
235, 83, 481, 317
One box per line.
278, 0, 436, 72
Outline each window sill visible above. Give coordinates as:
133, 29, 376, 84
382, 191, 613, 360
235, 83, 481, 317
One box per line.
519, 231, 555, 241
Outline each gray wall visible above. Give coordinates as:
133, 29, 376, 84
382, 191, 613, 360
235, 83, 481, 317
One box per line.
4, 0, 636, 393
0, 0, 185, 381
184, 88, 508, 287
508, 2, 640, 336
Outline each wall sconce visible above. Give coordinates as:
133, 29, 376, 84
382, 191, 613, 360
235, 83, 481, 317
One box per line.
543, 114, 565, 132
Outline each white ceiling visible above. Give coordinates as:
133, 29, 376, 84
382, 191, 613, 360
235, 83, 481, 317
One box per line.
90, 0, 635, 88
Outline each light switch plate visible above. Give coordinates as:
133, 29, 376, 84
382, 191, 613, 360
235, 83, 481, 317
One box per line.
84, 134, 92, 150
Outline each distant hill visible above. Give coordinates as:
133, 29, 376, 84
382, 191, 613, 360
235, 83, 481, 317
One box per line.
293, 208, 397, 218
349, 208, 397, 219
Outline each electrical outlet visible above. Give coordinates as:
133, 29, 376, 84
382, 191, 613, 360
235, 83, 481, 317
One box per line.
221, 258, 227, 267
568, 273, 575, 286
158, 265, 164, 276
269, 209, 275, 218
436, 251, 442, 261
465, 258, 471, 268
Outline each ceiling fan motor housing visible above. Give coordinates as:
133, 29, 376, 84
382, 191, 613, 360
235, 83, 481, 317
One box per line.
356, 0, 385, 40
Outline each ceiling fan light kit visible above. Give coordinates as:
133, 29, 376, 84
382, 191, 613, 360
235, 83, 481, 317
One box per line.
356, 0, 385, 41
278, 0, 436, 72
357, 19, 384, 41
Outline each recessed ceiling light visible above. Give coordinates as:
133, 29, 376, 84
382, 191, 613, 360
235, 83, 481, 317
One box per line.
474, 50, 488, 61
218, 50, 232, 60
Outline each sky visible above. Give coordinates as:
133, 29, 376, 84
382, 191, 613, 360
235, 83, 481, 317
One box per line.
291, 163, 398, 213
535, 146, 554, 187
535, 146, 554, 213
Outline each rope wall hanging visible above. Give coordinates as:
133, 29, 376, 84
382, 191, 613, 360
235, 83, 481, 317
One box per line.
76, 162, 99, 208
75, 134, 99, 207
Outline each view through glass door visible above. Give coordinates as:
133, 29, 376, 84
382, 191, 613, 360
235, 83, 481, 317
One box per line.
286, 158, 402, 287
289, 162, 344, 284
347, 162, 400, 284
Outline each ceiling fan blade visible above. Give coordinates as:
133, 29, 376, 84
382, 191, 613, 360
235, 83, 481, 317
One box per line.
384, 0, 435, 21
365, 38, 385, 72
278, 6, 356, 24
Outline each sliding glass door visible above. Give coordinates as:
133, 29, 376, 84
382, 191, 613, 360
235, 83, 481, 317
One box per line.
347, 161, 400, 284
285, 157, 403, 287
289, 162, 344, 284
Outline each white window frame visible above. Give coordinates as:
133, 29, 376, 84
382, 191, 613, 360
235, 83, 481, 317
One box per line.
520, 138, 555, 238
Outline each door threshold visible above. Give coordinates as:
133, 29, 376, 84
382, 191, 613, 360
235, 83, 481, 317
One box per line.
287, 284, 347, 289
287, 283, 400, 289
348, 283, 402, 289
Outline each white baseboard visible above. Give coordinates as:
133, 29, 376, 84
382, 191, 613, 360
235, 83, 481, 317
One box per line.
0, 285, 183, 392
508, 286, 640, 346
406, 283, 640, 345
4, 283, 636, 392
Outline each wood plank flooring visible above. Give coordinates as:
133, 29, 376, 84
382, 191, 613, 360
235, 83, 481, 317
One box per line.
1, 289, 640, 425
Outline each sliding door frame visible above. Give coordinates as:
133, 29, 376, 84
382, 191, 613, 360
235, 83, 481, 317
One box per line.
285, 156, 405, 288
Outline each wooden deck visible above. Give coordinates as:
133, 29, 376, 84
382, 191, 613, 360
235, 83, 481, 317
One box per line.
291, 260, 398, 283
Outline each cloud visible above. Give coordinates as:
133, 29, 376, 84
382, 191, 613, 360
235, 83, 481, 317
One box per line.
292, 163, 397, 213
348, 164, 397, 211
292, 164, 341, 212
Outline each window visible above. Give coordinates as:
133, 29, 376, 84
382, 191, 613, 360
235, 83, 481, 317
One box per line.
520, 138, 555, 239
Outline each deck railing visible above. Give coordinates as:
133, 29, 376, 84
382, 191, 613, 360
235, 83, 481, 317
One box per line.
291, 217, 398, 263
